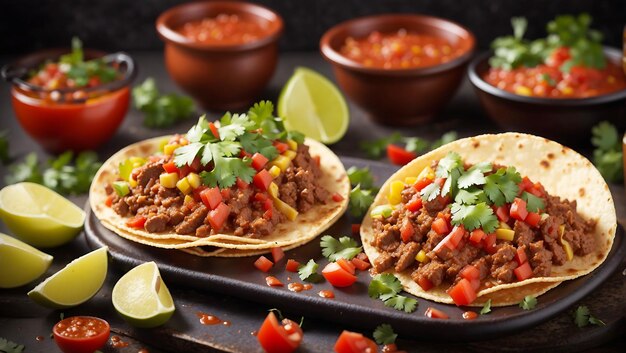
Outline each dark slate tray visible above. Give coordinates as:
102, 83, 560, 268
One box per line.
84, 156, 626, 341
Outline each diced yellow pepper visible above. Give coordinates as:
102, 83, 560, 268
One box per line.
269, 165, 281, 178
163, 143, 180, 156
186, 173, 201, 189
176, 177, 192, 194
129, 176, 138, 188
270, 155, 291, 172
130, 157, 146, 168
515, 86, 532, 96
404, 177, 417, 185
499, 221, 511, 230
160, 172, 179, 189
558, 224, 574, 261
415, 250, 429, 263
417, 166, 435, 181
388, 180, 405, 205
159, 138, 169, 152
184, 195, 194, 204
268, 182, 279, 198
495, 228, 515, 241
283, 150, 297, 161
273, 198, 299, 221
287, 139, 298, 151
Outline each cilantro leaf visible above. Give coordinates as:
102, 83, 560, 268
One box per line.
248, 100, 275, 127
0, 130, 9, 164
347, 166, 375, 190
298, 259, 321, 282
174, 142, 203, 167
591, 121, 623, 182
239, 132, 278, 160
484, 167, 521, 206
521, 191, 545, 213
218, 113, 252, 141
5, 153, 43, 185
480, 299, 492, 315
457, 163, 490, 189
573, 305, 605, 328
373, 324, 397, 345
403, 137, 429, 154
420, 182, 441, 202
349, 184, 375, 217
368, 273, 403, 299
451, 202, 498, 233
592, 121, 619, 151
359, 132, 403, 158
133, 78, 195, 128
454, 188, 487, 205
436, 152, 463, 179
320, 235, 362, 261
0, 337, 25, 353
519, 295, 537, 310
384, 295, 418, 313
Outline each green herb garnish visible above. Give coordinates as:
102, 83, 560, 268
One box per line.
347, 166, 375, 190
297, 259, 321, 282
591, 121, 623, 183
373, 324, 397, 345
519, 295, 537, 310
359, 131, 458, 159
0, 337, 25, 353
573, 305, 605, 328
133, 78, 195, 128
521, 191, 546, 213
346, 167, 377, 218
480, 299, 492, 315
57, 37, 118, 87
368, 273, 418, 313
320, 235, 362, 261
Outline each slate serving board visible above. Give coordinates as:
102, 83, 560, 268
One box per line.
84, 157, 626, 341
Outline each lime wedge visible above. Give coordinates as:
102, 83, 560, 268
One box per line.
28, 247, 108, 308
0, 182, 85, 248
0, 233, 53, 288
112, 262, 175, 328
277, 67, 349, 144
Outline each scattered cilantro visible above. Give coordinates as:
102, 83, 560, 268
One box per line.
359, 131, 458, 159
480, 299, 492, 315
52, 37, 118, 88
373, 324, 397, 345
298, 259, 321, 282
368, 273, 418, 313
347, 166, 375, 190
0, 130, 9, 164
359, 132, 403, 159
519, 295, 537, 310
573, 305, 605, 328
5, 151, 101, 195
320, 235, 362, 261
133, 78, 195, 128
521, 191, 545, 213
349, 184, 375, 217
0, 337, 24, 353
430, 131, 459, 150
384, 295, 418, 313
591, 121, 623, 183
403, 137, 429, 154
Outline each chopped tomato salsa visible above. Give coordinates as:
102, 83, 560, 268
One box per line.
177, 14, 272, 45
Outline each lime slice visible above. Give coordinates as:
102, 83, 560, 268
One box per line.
28, 247, 108, 308
112, 261, 175, 328
0, 233, 53, 288
277, 67, 349, 144
0, 182, 85, 248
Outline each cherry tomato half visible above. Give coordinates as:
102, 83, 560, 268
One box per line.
322, 262, 357, 287
53, 316, 110, 353
334, 330, 378, 353
257, 312, 303, 353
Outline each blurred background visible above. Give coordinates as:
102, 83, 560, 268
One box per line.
1, 0, 624, 54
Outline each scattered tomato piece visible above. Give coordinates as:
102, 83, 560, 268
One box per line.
322, 262, 357, 287
271, 247, 285, 263
334, 330, 378, 353
257, 312, 302, 353
254, 256, 274, 273
387, 144, 416, 165
285, 259, 300, 273
424, 307, 449, 319
336, 258, 356, 275
332, 193, 345, 202
350, 257, 371, 271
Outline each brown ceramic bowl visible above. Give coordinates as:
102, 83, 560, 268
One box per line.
320, 14, 475, 125
468, 49, 626, 143
156, 1, 283, 111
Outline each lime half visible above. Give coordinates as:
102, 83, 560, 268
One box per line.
0, 182, 85, 248
28, 247, 108, 308
0, 233, 53, 288
277, 67, 349, 144
112, 261, 175, 328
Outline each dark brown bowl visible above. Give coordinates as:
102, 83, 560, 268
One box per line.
320, 14, 475, 125
156, 1, 283, 111
468, 49, 626, 143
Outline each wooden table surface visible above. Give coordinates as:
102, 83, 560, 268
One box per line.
1, 52, 625, 353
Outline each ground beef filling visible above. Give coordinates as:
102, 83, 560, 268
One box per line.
109, 144, 329, 237
371, 185, 597, 291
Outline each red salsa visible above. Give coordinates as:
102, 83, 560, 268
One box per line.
53, 316, 110, 353
340, 29, 465, 69
178, 14, 271, 45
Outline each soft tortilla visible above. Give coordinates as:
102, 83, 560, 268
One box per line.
90, 136, 350, 255
361, 133, 616, 306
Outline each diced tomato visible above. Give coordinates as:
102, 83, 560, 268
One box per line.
351, 257, 371, 271
332, 193, 344, 202
313, 155, 321, 167
531, 182, 545, 197
273, 141, 289, 154
239, 149, 251, 158
482, 233, 497, 254
514, 262, 533, 281
322, 262, 357, 287
448, 278, 477, 306
470, 278, 480, 291
334, 330, 378, 353
525, 212, 541, 228
88, 76, 101, 87
424, 307, 449, 319
236, 177, 249, 189
387, 144, 416, 166
286, 259, 300, 272
515, 247, 527, 266
351, 224, 361, 236
437, 211, 451, 222
468, 229, 486, 245
518, 176, 534, 193
251, 153, 269, 171
263, 199, 273, 211
162, 161, 179, 174
178, 165, 192, 178
431, 217, 449, 235
405, 196, 423, 212
433, 225, 465, 252
263, 208, 273, 220
271, 247, 285, 263
266, 276, 284, 287
459, 265, 480, 281
254, 256, 274, 273
413, 177, 432, 192
208, 202, 230, 231
257, 312, 302, 353
192, 185, 207, 202
417, 276, 433, 291
336, 258, 356, 275
200, 187, 222, 210
255, 192, 268, 202
221, 188, 231, 199
208, 122, 220, 139
105, 194, 114, 207
126, 215, 146, 229
510, 198, 528, 221
494, 205, 510, 223
356, 252, 370, 263
400, 219, 414, 243
253, 169, 273, 191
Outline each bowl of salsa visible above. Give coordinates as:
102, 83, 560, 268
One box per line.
1, 38, 136, 153
320, 14, 475, 125
468, 14, 626, 142
156, 1, 283, 111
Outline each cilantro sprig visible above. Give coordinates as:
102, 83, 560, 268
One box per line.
0, 337, 25, 353
573, 305, 605, 328
346, 167, 377, 217
519, 295, 537, 310
480, 299, 492, 315
368, 273, 418, 313
132, 78, 195, 128
297, 259, 322, 282
591, 121, 623, 183
320, 235, 362, 261
373, 324, 397, 345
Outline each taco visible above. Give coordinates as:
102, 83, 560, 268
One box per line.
361, 133, 616, 306
90, 101, 350, 256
